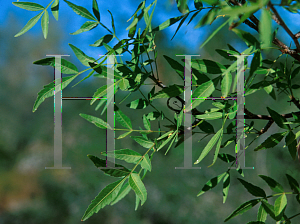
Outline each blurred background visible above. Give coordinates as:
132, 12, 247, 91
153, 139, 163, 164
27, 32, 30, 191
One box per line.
1, 0, 300, 223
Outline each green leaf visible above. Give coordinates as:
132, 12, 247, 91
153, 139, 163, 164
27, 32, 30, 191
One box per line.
153, 15, 185, 31
14, 11, 44, 37
33, 57, 78, 74
257, 204, 268, 222
208, 130, 223, 167
231, 28, 260, 48
131, 136, 154, 148
69, 44, 95, 66
194, 0, 203, 9
126, 98, 149, 109
129, 173, 147, 205
150, 84, 184, 100
224, 199, 260, 222
51, 0, 59, 20
261, 200, 276, 220
171, 14, 188, 40
64, 0, 96, 20
12, 2, 44, 11
89, 62, 122, 79
286, 174, 300, 193
115, 105, 132, 129
223, 172, 230, 203
70, 21, 98, 35
143, 115, 151, 130
267, 107, 290, 130
274, 194, 287, 217
194, 128, 223, 164
254, 132, 288, 151
176, 0, 189, 13
80, 113, 112, 130
81, 178, 125, 221
259, 9, 272, 49
32, 75, 77, 112
196, 112, 223, 120
197, 172, 227, 196
157, 130, 177, 151
87, 155, 131, 177
221, 72, 232, 98
285, 131, 297, 160
92, 0, 100, 21
135, 193, 140, 210
192, 59, 226, 74
90, 34, 114, 47
200, 18, 231, 49
41, 10, 49, 39
259, 175, 284, 193
141, 154, 151, 171
146, 111, 160, 121
103, 149, 142, 164
163, 55, 184, 80
117, 131, 132, 139
218, 153, 236, 163
237, 178, 266, 197
198, 120, 214, 133
110, 182, 131, 206
192, 80, 215, 109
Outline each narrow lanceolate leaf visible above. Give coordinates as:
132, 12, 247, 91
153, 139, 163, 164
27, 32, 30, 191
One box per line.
103, 149, 142, 164
192, 80, 215, 109
157, 130, 177, 151
33, 75, 77, 112
126, 99, 149, 109
108, 10, 116, 34
81, 178, 125, 221
33, 57, 78, 74
70, 21, 98, 35
195, 112, 223, 120
259, 175, 284, 193
14, 11, 44, 37
237, 178, 266, 197
163, 55, 184, 80
79, 113, 112, 130
192, 59, 226, 74
253, 131, 288, 151
135, 194, 140, 211
194, 128, 222, 164
223, 172, 230, 203
87, 155, 132, 177
261, 200, 276, 220
51, 0, 59, 21
208, 130, 223, 167
129, 173, 147, 205
285, 174, 300, 193
92, 0, 100, 21
150, 84, 184, 100
274, 194, 287, 217
117, 131, 132, 139
69, 44, 95, 66
221, 72, 232, 98
143, 115, 151, 130
90, 34, 114, 47
110, 182, 131, 205
171, 14, 188, 40
115, 105, 132, 129
12, 2, 44, 11
131, 136, 154, 148
259, 9, 272, 50
285, 131, 297, 160
267, 107, 290, 130
224, 199, 260, 222
41, 10, 49, 39
64, 0, 96, 21
257, 204, 268, 222
153, 15, 185, 31
141, 154, 151, 171
197, 172, 227, 196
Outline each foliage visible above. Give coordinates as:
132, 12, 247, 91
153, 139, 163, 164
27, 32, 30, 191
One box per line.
13, 0, 300, 222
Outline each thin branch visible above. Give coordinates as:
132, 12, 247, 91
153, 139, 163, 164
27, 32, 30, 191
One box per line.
268, 2, 300, 52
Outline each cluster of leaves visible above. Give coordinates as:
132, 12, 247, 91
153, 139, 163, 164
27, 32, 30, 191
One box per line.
13, 0, 300, 222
